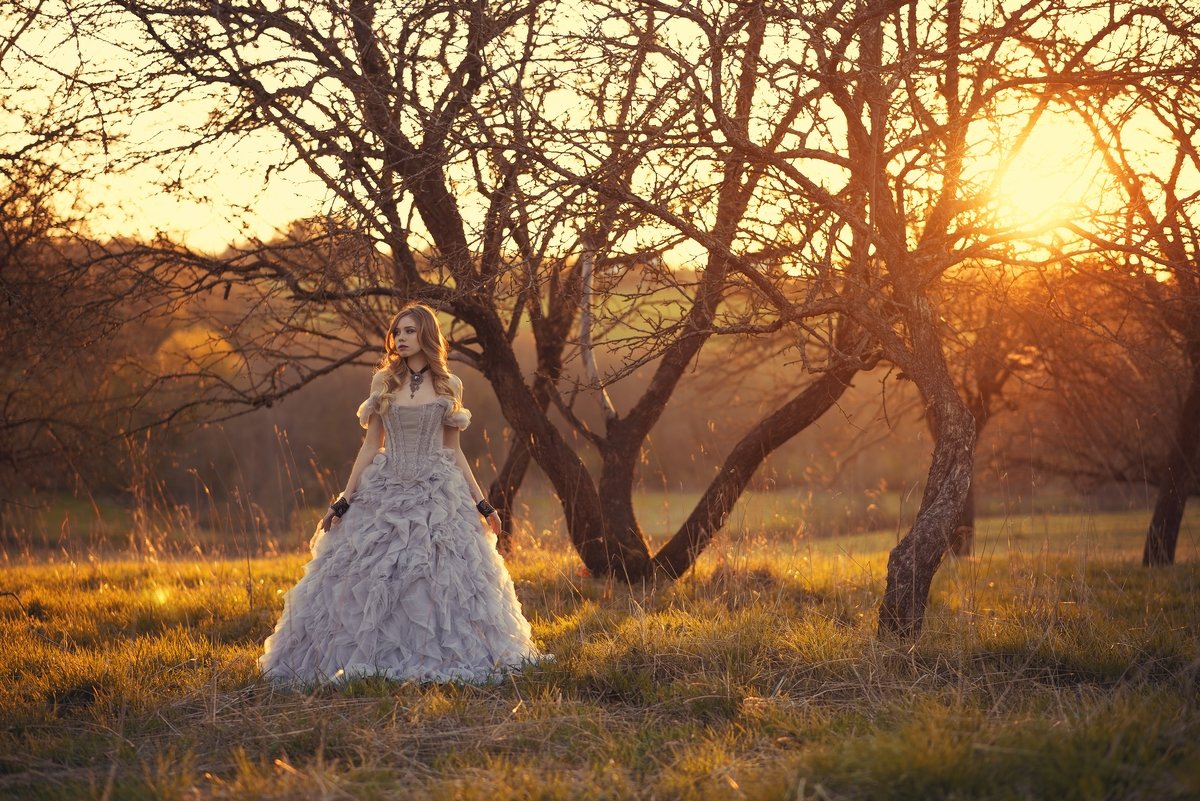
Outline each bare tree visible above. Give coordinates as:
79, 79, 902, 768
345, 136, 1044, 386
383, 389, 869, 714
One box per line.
1056, 16, 1200, 564
926, 265, 1040, 556
1024, 265, 1182, 492
22, 0, 866, 578
1, 2, 138, 508
687, 0, 1197, 634
18, 0, 1193, 636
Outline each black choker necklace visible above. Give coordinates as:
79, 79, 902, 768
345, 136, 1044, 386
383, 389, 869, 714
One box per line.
405, 362, 430, 399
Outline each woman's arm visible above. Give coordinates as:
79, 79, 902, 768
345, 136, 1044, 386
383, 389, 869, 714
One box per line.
442, 375, 500, 536
444, 423, 501, 537
321, 413, 385, 532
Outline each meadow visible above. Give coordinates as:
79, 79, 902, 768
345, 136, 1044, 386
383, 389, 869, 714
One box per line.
1, 508, 1197, 800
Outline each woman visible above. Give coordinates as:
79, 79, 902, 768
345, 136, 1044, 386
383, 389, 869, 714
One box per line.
260, 303, 544, 684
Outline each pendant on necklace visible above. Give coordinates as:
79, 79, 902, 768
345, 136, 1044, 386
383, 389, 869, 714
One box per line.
407, 364, 429, 399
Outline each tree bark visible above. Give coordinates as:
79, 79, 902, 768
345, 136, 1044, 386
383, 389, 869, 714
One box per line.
948, 478, 976, 557
598, 447, 652, 581
924, 409, 981, 559
1143, 353, 1200, 566
949, 404, 991, 558
879, 393, 975, 637
878, 300, 977, 639
1145, 478, 1190, 566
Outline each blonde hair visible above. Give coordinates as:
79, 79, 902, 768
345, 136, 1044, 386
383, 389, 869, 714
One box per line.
373, 303, 461, 412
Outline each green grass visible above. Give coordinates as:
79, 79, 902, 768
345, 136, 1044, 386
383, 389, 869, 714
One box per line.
482, 488, 1187, 550
0, 511, 1197, 800
9, 484, 1156, 560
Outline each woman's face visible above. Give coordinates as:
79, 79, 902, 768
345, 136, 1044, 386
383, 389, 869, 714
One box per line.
392, 315, 422, 359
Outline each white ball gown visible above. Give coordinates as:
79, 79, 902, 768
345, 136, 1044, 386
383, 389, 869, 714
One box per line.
260, 394, 544, 684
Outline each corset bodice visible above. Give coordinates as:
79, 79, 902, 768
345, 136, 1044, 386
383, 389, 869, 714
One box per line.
380, 397, 453, 480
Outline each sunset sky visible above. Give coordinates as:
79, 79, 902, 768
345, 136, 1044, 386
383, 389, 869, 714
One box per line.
5, 2, 1172, 257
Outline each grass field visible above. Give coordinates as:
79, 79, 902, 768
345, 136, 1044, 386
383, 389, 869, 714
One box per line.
1, 509, 1198, 800
2, 485, 1148, 558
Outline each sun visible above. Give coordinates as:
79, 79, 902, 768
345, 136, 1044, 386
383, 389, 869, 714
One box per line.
991, 113, 1100, 230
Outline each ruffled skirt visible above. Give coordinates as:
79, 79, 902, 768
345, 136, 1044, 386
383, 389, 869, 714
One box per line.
260, 449, 543, 684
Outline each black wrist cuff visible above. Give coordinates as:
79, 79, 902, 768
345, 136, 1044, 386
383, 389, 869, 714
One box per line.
330, 497, 350, 517
476, 499, 496, 517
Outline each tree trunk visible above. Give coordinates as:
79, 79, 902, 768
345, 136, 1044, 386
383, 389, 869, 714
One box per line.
461, 302, 654, 575
949, 406, 988, 558
487, 436, 534, 556
878, 300, 977, 639
1143, 354, 1200, 566
878, 394, 975, 637
1144, 479, 1189, 566
594, 427, 654, 580
917, 393, 988, 560
653, 345, 863, 577
488, 370, 567, 555
925, 407, 983, 559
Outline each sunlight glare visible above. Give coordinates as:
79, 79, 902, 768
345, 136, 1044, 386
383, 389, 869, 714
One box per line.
84, 156, 329, 252
993, 115, 1098, 229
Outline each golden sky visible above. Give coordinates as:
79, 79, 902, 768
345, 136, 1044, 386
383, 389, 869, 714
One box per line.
5, 2, 1171, 257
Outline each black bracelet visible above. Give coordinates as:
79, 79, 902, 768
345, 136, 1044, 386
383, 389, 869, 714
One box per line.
330, 497, 350, 517
476, 499, 496, 517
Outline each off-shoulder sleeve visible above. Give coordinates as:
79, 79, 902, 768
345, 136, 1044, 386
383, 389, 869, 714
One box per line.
355, 393, 382, 428
443, 405, 472, 430
355, 372, 388, 428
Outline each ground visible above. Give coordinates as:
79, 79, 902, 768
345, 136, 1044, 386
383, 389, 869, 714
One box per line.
0, 509, 1197, 800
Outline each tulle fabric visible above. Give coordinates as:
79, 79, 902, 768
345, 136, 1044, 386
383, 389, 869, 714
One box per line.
260, 397, 543, 685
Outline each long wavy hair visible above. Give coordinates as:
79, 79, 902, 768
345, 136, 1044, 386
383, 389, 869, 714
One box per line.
372, 303, 460, 412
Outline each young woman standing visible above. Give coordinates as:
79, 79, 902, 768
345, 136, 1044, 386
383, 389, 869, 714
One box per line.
260, 303, 543, 683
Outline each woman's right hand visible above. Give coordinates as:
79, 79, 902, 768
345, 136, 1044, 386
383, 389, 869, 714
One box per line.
320, 509, 340, 532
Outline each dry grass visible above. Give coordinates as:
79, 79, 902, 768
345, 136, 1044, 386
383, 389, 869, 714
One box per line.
1, 510, 1198, 800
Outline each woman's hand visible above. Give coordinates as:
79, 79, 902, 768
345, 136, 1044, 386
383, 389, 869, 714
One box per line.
485, 511, 502, 538
310, 509, 342, 551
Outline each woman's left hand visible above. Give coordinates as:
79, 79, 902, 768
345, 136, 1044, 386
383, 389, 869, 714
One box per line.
485, 511, 502, 537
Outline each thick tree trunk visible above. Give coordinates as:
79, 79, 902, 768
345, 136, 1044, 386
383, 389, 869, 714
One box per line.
925, 392, 990, 559
926, 410, 981, 559
598, 475, 653, 580
1144, 480, 1189, 566
878, 393, 975, 638
461, 302, 654, 575
1143, 354, 1200, 566
879, 299, 977, 639
653, 351, 862, 577
949, 406, 988, 557
594, 425, 654, 579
